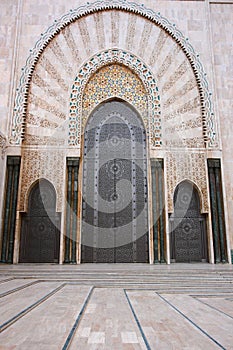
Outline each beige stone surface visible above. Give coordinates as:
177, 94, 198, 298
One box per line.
69, 288, 147, 349
0, 0, 18, 135
210, 3, 233, 246
128, 290, 221, 349
0, 283, 92, 349
197, 296, 233, 318
0, 264, 233, 349
163, 294, 233, 349
0, 281, 63, 327
0, 278, 35, 295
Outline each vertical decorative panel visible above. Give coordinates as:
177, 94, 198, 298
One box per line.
169, 181, 207, 263
208, 159, 228, 263
64, 158, 79, 263
151, 159, 166, 263
1, 156, 21, 263
19, 179, 60, 263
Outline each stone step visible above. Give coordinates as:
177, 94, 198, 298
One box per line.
0, 268, 231, 275
0, 270, 230, 276
0, 264, 232, 289
0, 273, 231, 282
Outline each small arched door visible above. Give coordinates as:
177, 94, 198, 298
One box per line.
81, 100, 149, 263
19, 179, 60, 263
170, 181, 208, 262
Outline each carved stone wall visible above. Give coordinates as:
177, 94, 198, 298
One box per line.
211, 3, 233, 246
10, 2, 216, 149
166, 152, 208, 213
0, 133, 7, 159
14, 2, 214, 225
19, 149, 64, 212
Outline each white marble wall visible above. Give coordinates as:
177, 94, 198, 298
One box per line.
210, 3, 233, 247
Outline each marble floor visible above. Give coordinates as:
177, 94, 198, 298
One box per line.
0, 263, 232, 349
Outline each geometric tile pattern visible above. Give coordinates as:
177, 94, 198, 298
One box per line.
69, 50, 161, 147
82, 64, 148, 127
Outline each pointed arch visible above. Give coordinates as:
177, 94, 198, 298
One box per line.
26, 178, 57, 213
70, 57, 160, 146
173, 179, 204, 213
24, 178, 58, 213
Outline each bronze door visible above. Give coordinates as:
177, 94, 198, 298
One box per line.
81, 100, 149, 263
19, 179, 60, 263
170, 181, 207, 262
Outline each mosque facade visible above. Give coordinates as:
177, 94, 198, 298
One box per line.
0, 0, 232, 264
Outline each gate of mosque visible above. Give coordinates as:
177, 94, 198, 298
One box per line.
81, 100, 149, 263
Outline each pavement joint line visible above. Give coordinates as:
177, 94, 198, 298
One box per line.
0, 282, 66, 333
62, 286, 94, 350
0, 277, 15, 284
0, 280, 41, 298
18, 278, 233, 284
190, 293, 233, 298
157, 293, 227, 350
193, 296, 233, 320
124, 289, 152, 350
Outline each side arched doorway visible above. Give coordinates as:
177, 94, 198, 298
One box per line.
19, 179, 60, 263
169, 181, 208, 262
81, 100, 149, 263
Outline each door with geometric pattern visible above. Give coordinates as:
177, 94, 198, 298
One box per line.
19, 179, 60, 263
170, 181, 208, 262
81, 100, 149, 263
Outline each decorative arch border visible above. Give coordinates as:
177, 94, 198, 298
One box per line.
23, 177, 59, 213
24, 177, 56, 209
69, 49, 161, 147
172, 178, 205, 214
10, 0, 217, 148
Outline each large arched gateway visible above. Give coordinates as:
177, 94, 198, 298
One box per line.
81, 100, 149, 263
0, 1, 231, 265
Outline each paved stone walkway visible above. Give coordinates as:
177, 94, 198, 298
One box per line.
0, 264, 232, 349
